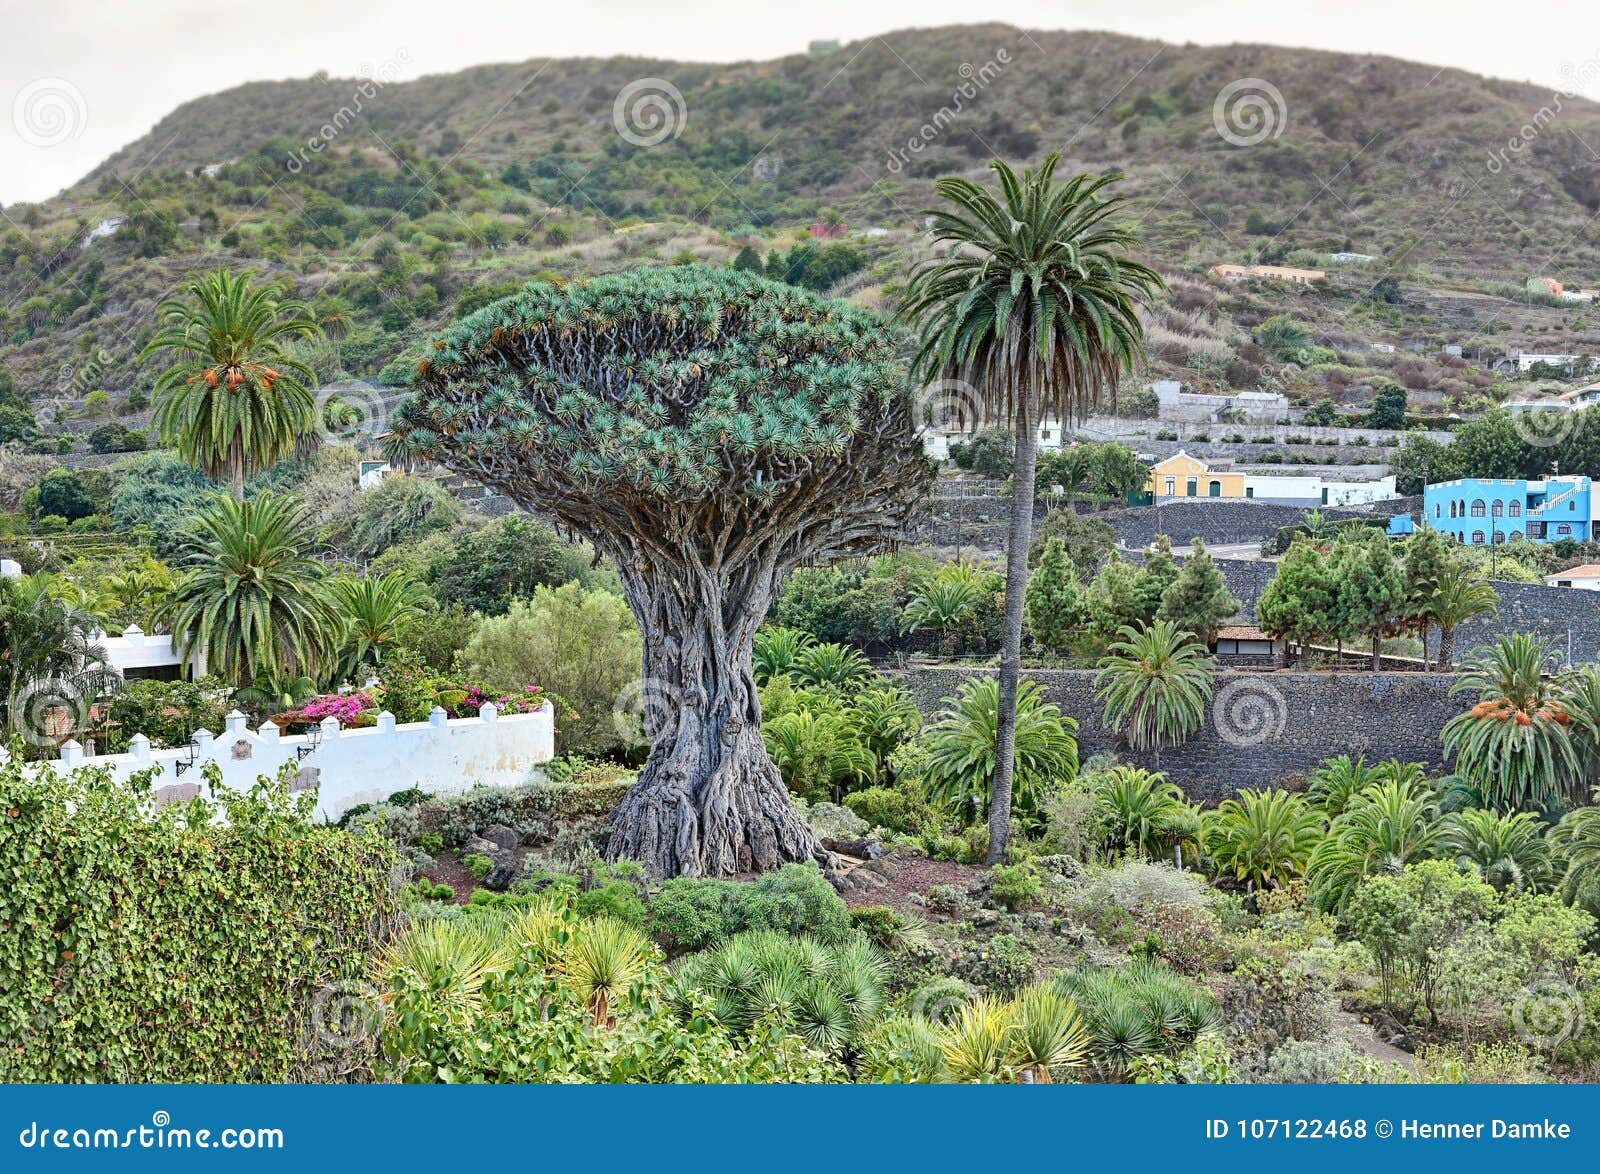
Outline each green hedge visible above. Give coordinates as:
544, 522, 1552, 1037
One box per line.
0, 757, 398, 1082
415, 777, 633, 846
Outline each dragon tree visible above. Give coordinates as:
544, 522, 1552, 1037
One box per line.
390, 267, 932, 877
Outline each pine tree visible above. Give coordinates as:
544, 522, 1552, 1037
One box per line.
1158, 539, 1241, 644
1401, 524, 1451, 669
1256, 538, 1336, 661
1025, 536, 1083, 652
1134, 533, 1180, 623
1085, 554, 1145, 645
1334, 529, 1407, 671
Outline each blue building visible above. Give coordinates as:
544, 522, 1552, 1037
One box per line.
1423, 476, 1596, 545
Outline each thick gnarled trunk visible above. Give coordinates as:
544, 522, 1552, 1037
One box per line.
605, 558, 827, 878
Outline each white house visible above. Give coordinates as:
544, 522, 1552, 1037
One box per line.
1242, 473, 1399, 507
93, 624, 205, 681
1327, 252, 1375, 264
1546, 564, 1600, 590
1153, 381, 1287, 424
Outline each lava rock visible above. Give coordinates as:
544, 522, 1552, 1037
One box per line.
483, 849, 519, 891
479, 823, 519, 851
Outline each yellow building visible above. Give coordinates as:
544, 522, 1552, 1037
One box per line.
1147, 452, 1246, 499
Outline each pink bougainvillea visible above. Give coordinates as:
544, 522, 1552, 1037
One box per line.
295, 692, 378, 727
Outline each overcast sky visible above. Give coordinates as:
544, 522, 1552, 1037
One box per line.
5, 0, 1600, 204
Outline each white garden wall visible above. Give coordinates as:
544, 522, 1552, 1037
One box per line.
25, 703, 556, 822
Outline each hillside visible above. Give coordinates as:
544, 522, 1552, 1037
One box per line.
5, 23, 1600, 443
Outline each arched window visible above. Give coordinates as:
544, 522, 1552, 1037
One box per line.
1491, 500, 1504, 518
1491, 531, 1505, 544
1208, 479, 1222, 497
1472, 530, 1486, 545
1471, 499, 1486, 517
1509, 501, 1522, 517
1449, 501, 1457, 518
1434, 503, 1441, 518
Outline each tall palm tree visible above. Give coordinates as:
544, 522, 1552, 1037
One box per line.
1094, 619, 1215, 764
900, 156, 1161, 864
140, 268, 322, 501
168, 492, 342, 687
1429, 561, 1498, 669
331, 572, 428, 680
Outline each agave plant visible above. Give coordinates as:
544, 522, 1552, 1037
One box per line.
1307, 779, 1441, 913
753, 626, 816, 685
1442, 633, 1581, 813
1203, 788, 1323, 890
1439, 808, 1555, 893
378, 918, 509, 1001
1094, 619, 1214, 761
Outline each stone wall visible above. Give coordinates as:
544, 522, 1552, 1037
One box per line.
1426, 580, 1600, 667
1101, 500, 1403, 549
899, 666, 1464, 801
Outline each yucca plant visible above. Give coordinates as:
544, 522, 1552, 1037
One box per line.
561, 916, 656, 1026
857, 1014, 945, 1083
1202, 788, 1323, 890
1053, 961, 1216, 1079
1011, 984, 1090, 1083
937, 995, 1017, 1083
378, 918, 508, 1000
1439, 808, 1555, 893
668, 932, 887, 1059
1095, 619, 1214, 763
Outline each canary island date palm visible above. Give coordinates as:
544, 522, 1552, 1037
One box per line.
1439, 808, 1555, 893
389, 266, 931, 877
1203, 788, 1323, 891
1441, 633, 1579, 813
140, 268, 321, 501
331, 572, 428, 680
0, 573, 114, 748
899, 156, 1161, 865
167, 493, 342, 688
1429, 561, 1498, 670
1094, 619, 1215, 764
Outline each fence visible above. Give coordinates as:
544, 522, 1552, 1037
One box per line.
10, 703, 557, 822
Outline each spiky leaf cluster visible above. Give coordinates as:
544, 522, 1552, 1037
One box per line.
390, 268, 930, 547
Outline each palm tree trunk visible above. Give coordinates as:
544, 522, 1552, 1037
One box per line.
229, 464, 245, 504
987, 397, 1038, 866
1438, 625, 1455, 670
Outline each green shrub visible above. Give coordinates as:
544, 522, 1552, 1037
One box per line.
416, 776, 632, 846
463, 852, 493, 879
960, 933, 1036, 995
989, 861, 1043, 911
843, 786, 924, 834
647, 862, 850, 950
0, 759, 397, 1081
